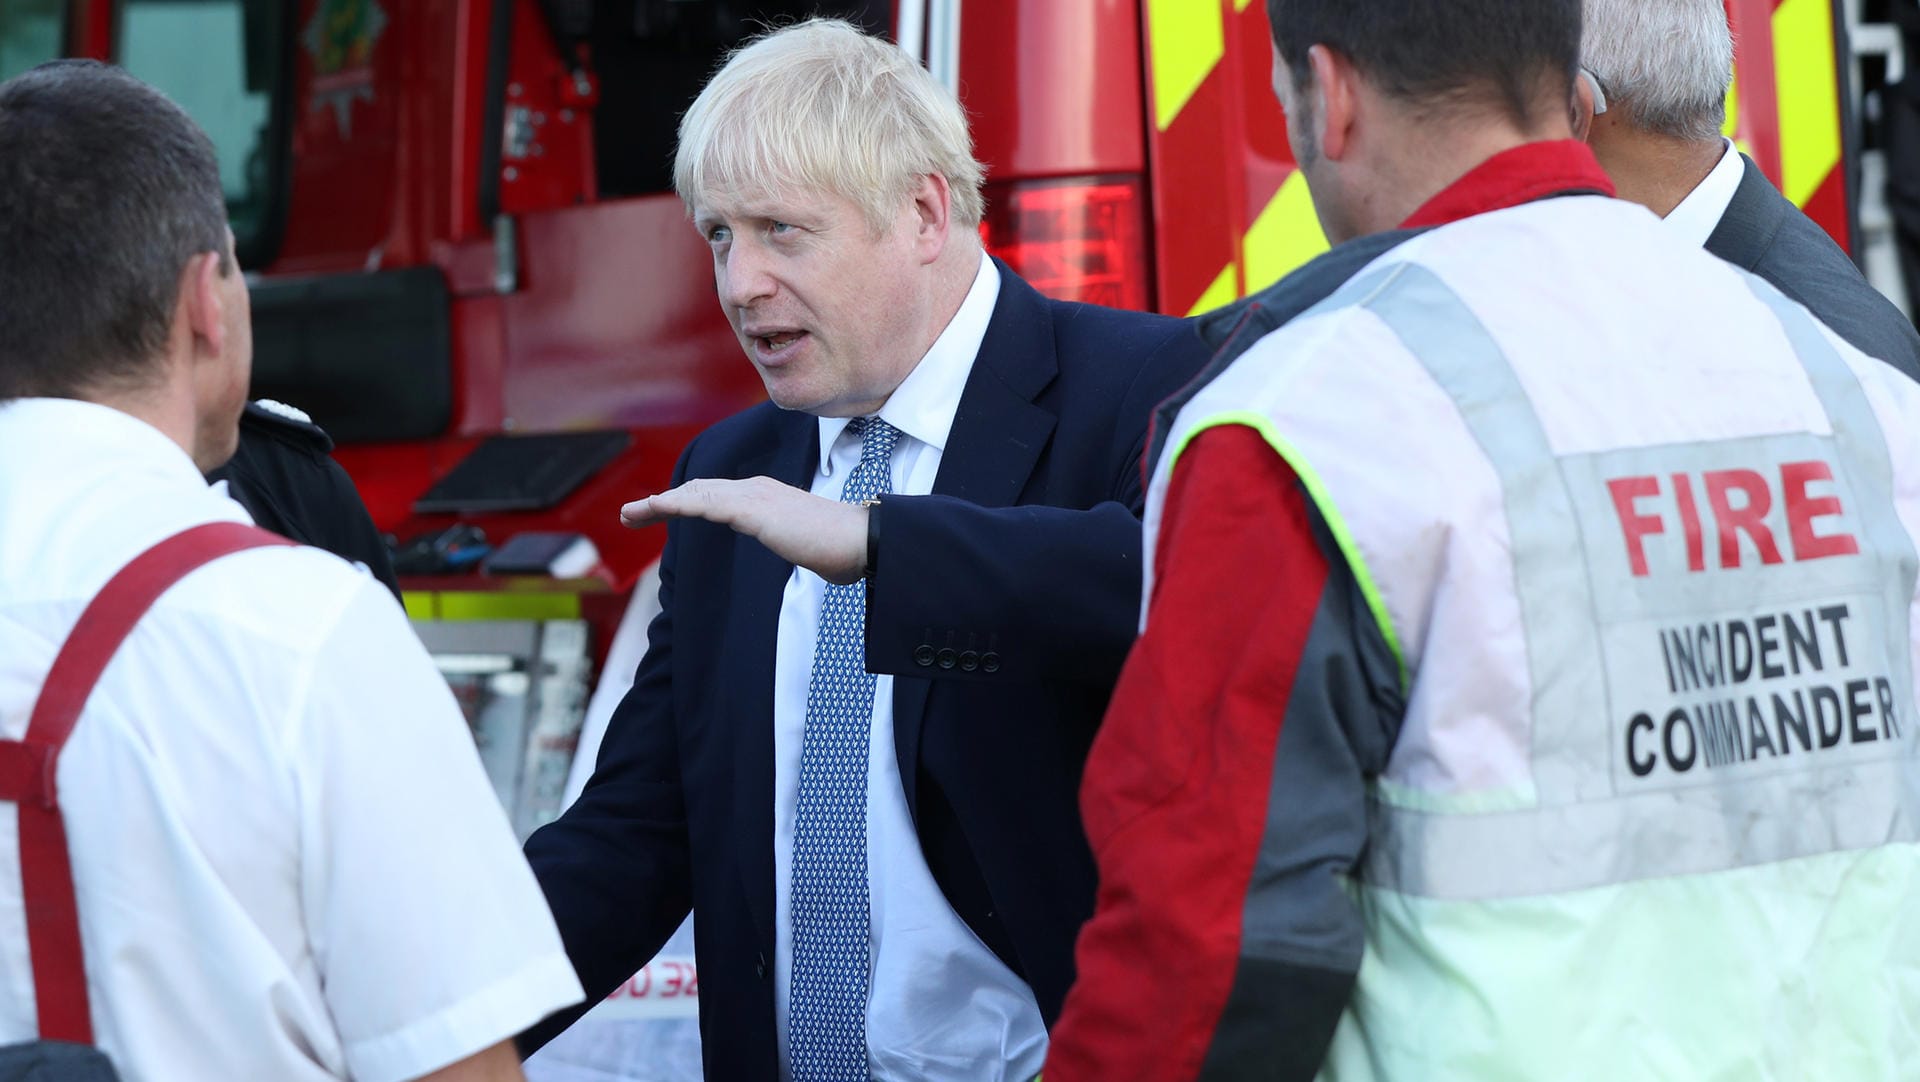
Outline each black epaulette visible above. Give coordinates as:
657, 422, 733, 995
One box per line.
239, 398, 334, 455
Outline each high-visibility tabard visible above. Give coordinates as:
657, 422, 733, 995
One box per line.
1150, 194, 1920, 1079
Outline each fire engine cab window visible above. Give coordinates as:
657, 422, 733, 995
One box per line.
114, 0, 283, 264
0, 0, 65, 83
590, 1, 888, 198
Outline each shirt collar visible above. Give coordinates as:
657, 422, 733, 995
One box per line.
1401, 139, 1617, 230
0, 397, 209, 491
1661, 139, 1744, 248
817, 253, 1000, 471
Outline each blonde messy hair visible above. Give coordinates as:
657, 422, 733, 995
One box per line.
673, 18, 986, 232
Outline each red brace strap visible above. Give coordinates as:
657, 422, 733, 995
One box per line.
0, 522, 289, 1043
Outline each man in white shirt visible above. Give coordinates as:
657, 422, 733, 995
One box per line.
0, 61, 581, 1081
1578, 0, 1920, 380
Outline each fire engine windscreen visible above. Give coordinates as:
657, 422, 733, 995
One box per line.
589, 1, 891, 199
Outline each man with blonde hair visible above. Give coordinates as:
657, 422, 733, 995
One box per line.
1579, 0, 1920, 379
521, 18, 1209, 1081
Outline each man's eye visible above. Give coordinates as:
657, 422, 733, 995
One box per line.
769, 221, 796, 235
705, 225, 731, 244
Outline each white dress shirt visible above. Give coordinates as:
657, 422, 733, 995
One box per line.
0, 399, 582, 1082
1663, 137, 1747, 247
771, 255, 1049, 1082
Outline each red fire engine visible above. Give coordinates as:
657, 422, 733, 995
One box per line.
2, 0, 1860, 630
0, 0, 1870, 822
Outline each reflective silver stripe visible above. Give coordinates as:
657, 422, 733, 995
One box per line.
1371, 758, 1917, 899
1743, 276, 1920, 687
1349, 264, 1920, 900
1360, 264, 1612, 804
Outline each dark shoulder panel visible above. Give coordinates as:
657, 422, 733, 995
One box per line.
1145, 229, 1426, 476
1196, 229, 1425, 354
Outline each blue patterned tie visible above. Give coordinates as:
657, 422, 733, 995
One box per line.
789, 417, 900, 1082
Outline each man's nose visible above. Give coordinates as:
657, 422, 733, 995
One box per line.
720, 241, 777, 310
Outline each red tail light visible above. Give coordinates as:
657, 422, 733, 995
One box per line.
981, 176, 1152, 312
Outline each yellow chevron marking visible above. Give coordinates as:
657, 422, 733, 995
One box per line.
1244, 170, 1330, 295
1235, 0, 1255, 10
1723, 69, 1739, 138
1187, 262, 1240, 317
1774, 0, 1842, 207
1148, 0, 1226, 131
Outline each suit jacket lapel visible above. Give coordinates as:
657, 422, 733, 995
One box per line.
892, 262, 1060, 810
1703, 154, 1788, 272
732, 408, 817, 949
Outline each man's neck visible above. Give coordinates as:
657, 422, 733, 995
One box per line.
848, 243, 984, 418
1358, 120, 1569, 237
1591, 130, 1725, 218
898, 243, 983, 378
928, 243, 985, 345
84, 371, 200, 468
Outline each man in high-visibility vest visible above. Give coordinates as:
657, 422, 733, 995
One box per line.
1045, 0, 1920, 1078
1579, 0, 1920, 382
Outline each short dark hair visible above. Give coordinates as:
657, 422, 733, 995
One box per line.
0, 61, 229, 400
1266, 0, 1582, 126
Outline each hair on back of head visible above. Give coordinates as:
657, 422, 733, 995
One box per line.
0, 60, 229, 402
1582, 0, 1734, 142
673, 17, 985, 233
1266, 0, 1583, 129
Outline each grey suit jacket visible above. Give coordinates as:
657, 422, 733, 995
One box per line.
1706, 155, 1920, 382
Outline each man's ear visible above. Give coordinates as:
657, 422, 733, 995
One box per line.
908, 172, 954, 263
1572, 72, 1598, 142
182, 251, 228, 358
1309, 44, 1359, 162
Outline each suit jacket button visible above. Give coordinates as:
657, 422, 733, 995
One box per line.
756, 953, 767, 979
914, 644, 937, 667
959, 650, 979, 671
936, 648, 958, 670
981, 652, 1001, 673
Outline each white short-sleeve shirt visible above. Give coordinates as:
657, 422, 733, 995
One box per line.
0, 399, 582, 1082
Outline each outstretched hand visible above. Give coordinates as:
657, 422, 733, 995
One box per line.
621, 476, 869, 585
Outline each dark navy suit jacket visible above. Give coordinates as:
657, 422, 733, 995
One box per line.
520, 260, 1209, 1078
1706, 155, 1920, 382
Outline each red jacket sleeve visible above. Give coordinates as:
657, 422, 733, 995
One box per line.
1045, 424, 1397, 1081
